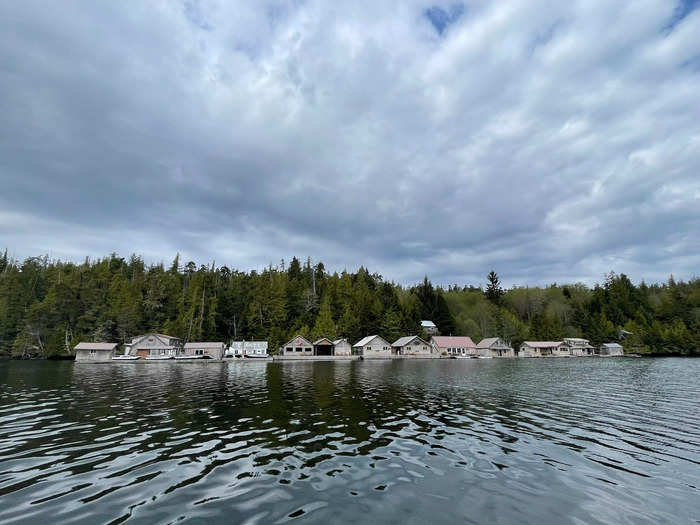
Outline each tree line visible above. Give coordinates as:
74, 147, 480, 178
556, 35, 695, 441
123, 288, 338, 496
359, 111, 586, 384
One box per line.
0, 250, 697, 357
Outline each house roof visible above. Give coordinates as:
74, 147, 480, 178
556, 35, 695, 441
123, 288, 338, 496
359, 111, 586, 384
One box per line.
601, 343, 623, 348
476, 337, 500, 348
522, 341, 563, 348
313, 338, 334, 346
74, 342, 118, 351
130, 333, 180, 345
283, 335, 313, 347
431, 336, 476, 348
421, 320, 436, 328
332, 338, 348, 346
184, 342, 225, 349
353, 335, 388, 347
392, 335, 429, 347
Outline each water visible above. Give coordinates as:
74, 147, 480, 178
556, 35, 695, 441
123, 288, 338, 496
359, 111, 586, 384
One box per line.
0, 359, 698, 524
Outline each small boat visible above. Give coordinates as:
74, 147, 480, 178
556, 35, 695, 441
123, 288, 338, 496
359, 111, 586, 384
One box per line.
174, 355, 209, 360
145, 355, 174, 361
112, 355, 141, 361
477, 356, 493, 359
455, 355, 470, 359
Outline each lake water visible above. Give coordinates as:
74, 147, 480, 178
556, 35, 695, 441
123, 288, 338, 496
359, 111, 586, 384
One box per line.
0, 359, 698, 524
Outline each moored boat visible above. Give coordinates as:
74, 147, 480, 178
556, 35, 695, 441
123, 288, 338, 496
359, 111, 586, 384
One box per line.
112, 355, 141, 361
145, 355, 174, 360
174, 354, 209, 360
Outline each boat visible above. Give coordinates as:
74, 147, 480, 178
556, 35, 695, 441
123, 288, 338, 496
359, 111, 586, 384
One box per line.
145, 355, 174, 361
174, 355, 209, 360
476, 356, 493, 359
112, 355, 141, 361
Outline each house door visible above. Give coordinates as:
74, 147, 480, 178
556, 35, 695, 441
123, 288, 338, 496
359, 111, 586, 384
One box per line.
137, 349, 149, 358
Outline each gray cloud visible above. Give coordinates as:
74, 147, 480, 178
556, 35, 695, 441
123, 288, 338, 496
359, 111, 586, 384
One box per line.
1, 0, 699, 287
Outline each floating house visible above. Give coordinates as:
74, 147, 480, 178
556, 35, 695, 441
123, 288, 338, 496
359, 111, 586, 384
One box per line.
431, 336, 477, 357
281, 335, 314, 356
228, 341, 269, 358
332, 338, 352, 356
313, 337, 335, 356
519, 341, 564, 357
74, 342, 117, 362
353, 335, 392, 358
126, 333, 182, 358
421, 320, 438, 336
562, 338, 595, 356
182, 342, 225, 360
476, 337, 515, 357
392, 336, 433, 355
600, 343, 624, 356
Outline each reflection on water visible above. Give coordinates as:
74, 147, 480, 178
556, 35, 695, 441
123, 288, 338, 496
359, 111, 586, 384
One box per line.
0, 359, 698, 524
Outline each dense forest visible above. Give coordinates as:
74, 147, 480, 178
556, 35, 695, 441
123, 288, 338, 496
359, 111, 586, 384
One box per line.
0, 250, 698, 357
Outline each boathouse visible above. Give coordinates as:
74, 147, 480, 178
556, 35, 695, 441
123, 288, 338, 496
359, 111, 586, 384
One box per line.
600, 343, 624, 356
431, 336, 477, 357
182, 342, 225, 360
352, 335, 392, 358
74, 342, 117, 362
392, 336, 433, 355
127, 333, 182, 358
228, 341, 269, 358
476, 337, 515, 357
519, 341, 563, 357
281, 335, 313, 356
313, 337, 335, 356
332, 338, 352, 356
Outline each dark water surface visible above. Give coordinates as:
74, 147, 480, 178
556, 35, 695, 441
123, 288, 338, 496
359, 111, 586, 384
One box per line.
0, 359, 698, 524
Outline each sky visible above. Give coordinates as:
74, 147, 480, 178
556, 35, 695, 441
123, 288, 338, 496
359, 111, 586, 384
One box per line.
1, 1, 699, 288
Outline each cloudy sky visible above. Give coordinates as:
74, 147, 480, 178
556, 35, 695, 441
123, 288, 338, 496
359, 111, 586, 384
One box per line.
1, 1, 699, 287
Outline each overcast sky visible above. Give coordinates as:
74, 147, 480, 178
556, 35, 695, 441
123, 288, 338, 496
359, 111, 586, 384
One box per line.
1, 1, 699, 287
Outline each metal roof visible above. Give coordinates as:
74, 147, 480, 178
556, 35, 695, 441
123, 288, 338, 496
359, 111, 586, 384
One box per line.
283, 335, 313, 347
522, 341, 563, 348
332, 338, 349, 346
476, 337, 500, 348
421, 320, 436, 327
313, 338, 334, 345
353, 335, 387, 347
74, 342, 118, 351
184, 342, 225, 349
392, 335, 428, 347
431, 336, 476, 348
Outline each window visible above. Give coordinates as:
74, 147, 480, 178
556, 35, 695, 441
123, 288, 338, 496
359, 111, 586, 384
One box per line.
295, 347, 302, 352
286, 347, 292, 353
89, 349, 96, 355
195, 349, 204, 355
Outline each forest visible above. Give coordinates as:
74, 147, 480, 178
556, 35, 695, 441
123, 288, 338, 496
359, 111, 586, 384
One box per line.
0, 250, 698, 357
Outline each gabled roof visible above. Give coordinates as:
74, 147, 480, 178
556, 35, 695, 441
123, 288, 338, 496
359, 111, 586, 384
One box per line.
130, 333, 180, 345
421, 320, 436, 328
184, 342, 225, 349
431, 336, 476, 348
353, 335, 389, 347
476, 337, 500, 348
522, 341, 563, 348
601, 343, 623, 348
313, 337, 334, 346
74, 342, 118, 351
283, 335, 313, 347
392, 335, 429, 347
332, 338, 349, 346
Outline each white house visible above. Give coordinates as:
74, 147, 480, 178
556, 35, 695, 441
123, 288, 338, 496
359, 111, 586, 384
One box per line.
227, 341, 268, 358
431, 336, 477, 357
352, 335, 392, 358
74, 342, 117, 362
126, 333, 182, 358
600, 343, 624, 356
562, 338, 595, 356
421, 320, 438, 335
332, 338, 352, 356
392, 336, 433, 355
476, 337, 515, 357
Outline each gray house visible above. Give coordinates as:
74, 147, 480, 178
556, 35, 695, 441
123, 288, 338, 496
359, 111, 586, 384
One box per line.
313, 337, 335, 356
74, 342, 117, 362
353, 335, 392, 358
281, 335, 314, 356
562, 338, 595, 356
476, 337, 515, 357
126, 333, 182, 358
183, 342, 225, 359
600, 343, 624, 356
392, 336, 433, 355
332, 338, 352, 356
421, 320, 438, 336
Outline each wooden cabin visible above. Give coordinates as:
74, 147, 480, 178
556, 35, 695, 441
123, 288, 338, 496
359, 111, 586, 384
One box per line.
281, 335, 313, 356
332, 338, 352, 356
562, 338, 595, 356
126, 333, 182, 358
421, 320, 438, 335
476, 337, 515, 357
313, 337, 335, 356
519, 341, 564, 357
600, 343, 624, 356
392, 336, 432, 355
182, 342, 225, 359
74, 342, 117, 362
352, 335, 392, 358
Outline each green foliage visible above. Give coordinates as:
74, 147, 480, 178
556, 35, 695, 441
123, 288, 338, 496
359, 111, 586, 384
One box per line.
0, 252, 698, 357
